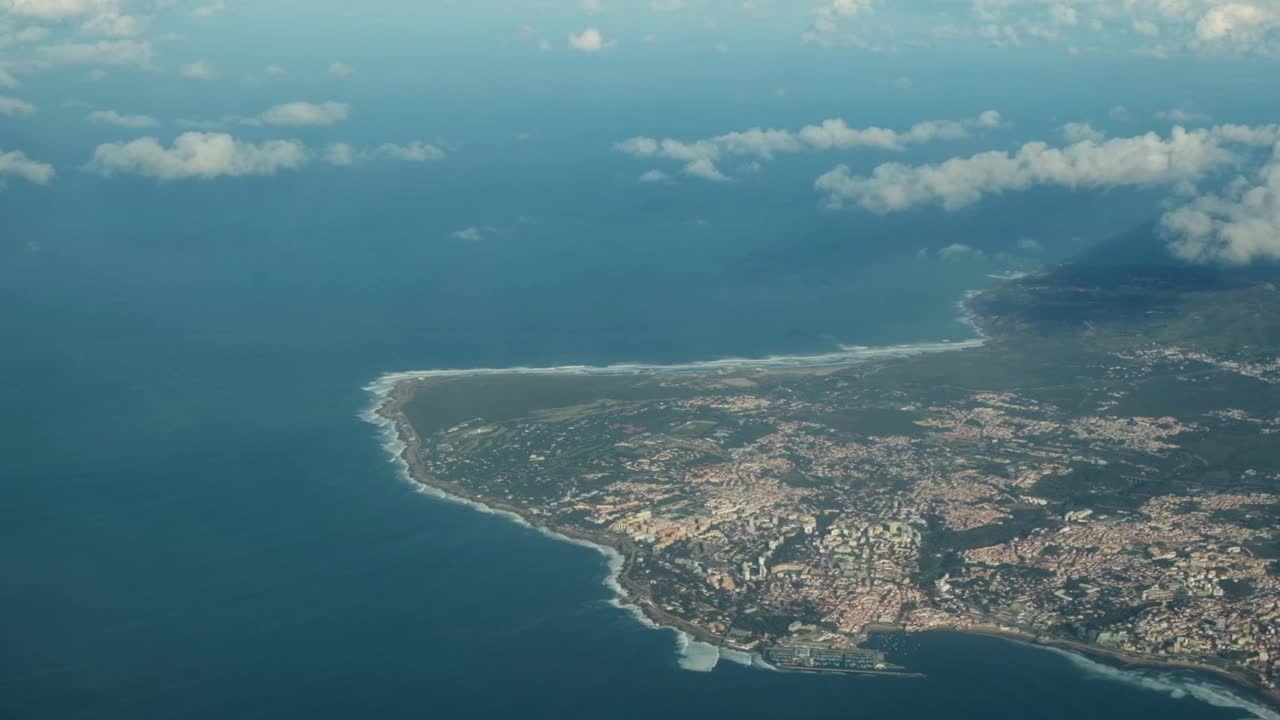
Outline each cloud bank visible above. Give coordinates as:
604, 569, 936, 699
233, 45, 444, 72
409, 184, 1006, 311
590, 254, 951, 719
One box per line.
180, 60, 214, 79
321, 141, 445, 166
256, 101, 349, 126
88, 132, 308, 179
88, 108, 158, 127
615, 110, 1002, 182
569, 27, 609, 52
374, 141, 444, 161
0, 93, 35, 115
3, 0, 143, 37
0, 147, 54, 185
36, 39, 151, 65
814, 124, 1280, 212
1162, 147, 1280, 264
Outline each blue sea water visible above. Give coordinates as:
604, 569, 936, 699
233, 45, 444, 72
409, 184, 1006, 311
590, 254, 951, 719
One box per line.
5, 60, 1280, 717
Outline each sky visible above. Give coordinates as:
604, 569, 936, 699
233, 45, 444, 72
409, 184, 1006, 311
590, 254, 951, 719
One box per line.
2, 0, 1280, 266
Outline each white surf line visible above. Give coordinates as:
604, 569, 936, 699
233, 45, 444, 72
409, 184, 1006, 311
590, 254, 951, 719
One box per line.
365, 337, 986, 392
359, 334, 989, 674
359, 382, 662, 642
1040, 644, 1280, 720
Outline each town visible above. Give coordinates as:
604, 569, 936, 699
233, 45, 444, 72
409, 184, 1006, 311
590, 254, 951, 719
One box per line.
387, 267, 1280, 696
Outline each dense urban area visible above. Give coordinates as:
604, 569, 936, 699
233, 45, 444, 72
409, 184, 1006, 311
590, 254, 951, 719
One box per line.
383, 263, 1280, 696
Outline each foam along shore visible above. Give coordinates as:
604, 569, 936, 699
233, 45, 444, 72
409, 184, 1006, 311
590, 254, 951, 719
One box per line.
360, 375, 665, 632
360, 374, 752, 673
359, 336, 986, 673
363, 338, 986, 393
940, 623, 1280, 717
1046, 644, 1280, 720
995, 634, 1280, 720
675, 632, 772, 673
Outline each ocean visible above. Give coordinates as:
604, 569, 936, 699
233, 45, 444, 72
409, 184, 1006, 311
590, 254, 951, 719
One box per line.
3, 127, 1278, 720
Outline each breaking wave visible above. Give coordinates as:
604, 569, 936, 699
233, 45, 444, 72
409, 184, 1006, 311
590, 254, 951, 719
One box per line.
363, 338, 985, 398
676, 633, 722, 672
1042, 646, 1279, 720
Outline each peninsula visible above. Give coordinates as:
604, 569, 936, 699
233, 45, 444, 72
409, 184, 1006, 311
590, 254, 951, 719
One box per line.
371, 262, 1280, 701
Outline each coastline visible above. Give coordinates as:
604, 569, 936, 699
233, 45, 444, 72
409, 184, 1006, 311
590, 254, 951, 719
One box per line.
862, 620, 1280, 709
359, 341, 1280, 714
951, 624, 1280, 710
361, 338, 987, 392
361, 374, 771, 669
358, 337, 987, 673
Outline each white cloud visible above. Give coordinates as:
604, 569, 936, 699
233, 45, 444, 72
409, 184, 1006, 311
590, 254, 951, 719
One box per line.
1195, 3, 1275, 42
192, 1, 225, 17
323, 142, 354, 166
256, 101, 349, 126
1060, 122, 1105, 143
1049, 4, 1078, 25
1, 0, 142, 36
2, 0, 94, 20
375, 141, 445, 161
0, 25, 50, 45
978, 23, 1021, 47
0, 67, 16, 88
957, 0, 1280, 57
1162, 147, 1280, 264
88, 108, 157, 127
180, 60, 214, 79
803, 0, 877, 46
321, 141, 445, 165
569, 27, 609, 52
328, 62, 353, 78
972, 0, 1004, 22
265, 65, 286, 77
815, 124, 1280, 213
683, 156, 730, 181
37, 40, 151, 66
614, 111, 1001, 182
1133, 18, 1160, 36
1026, 24, 1058, 39
0, 94, 35, 115
0, 147, 53, 185
938, 242, 983, 259
452, 226, 492, 241
1156, 107, 1211, 123
615, 137, 660, 156
81, 10, 142, 38
802, 111, 1002, 150
638, 169, 669, 182
88, 132, 308, 180
827, 0, 873, 17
